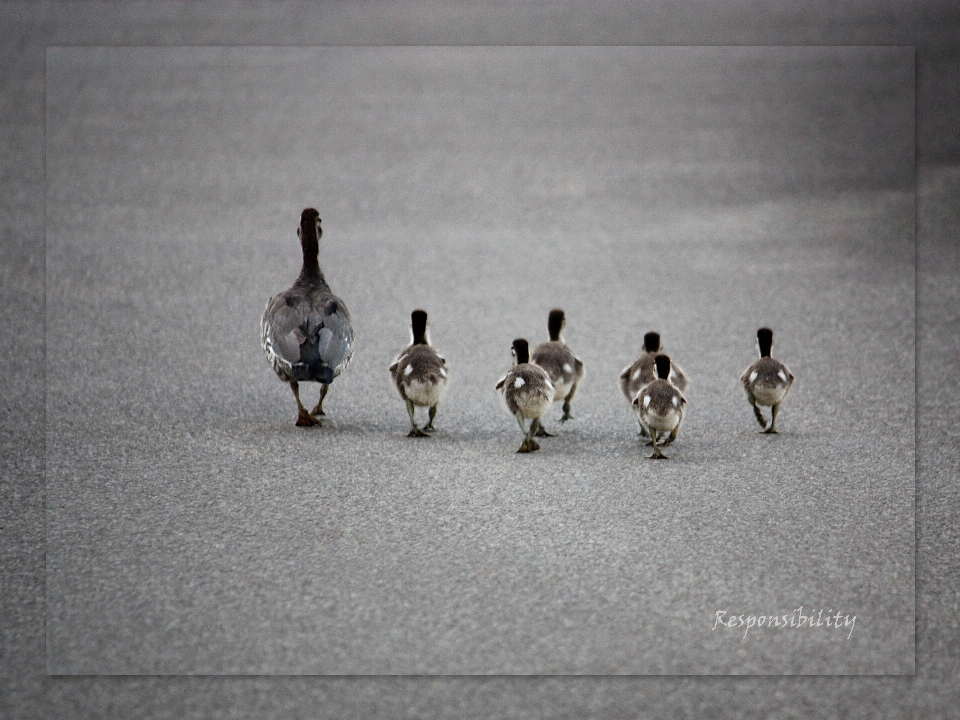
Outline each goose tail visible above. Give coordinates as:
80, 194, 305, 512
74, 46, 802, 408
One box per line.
290, 361, 335, 384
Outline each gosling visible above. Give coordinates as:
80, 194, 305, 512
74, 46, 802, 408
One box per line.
740, 327, 794, 433
388, 310, 450, 437
632, 355, 686, 459
496, 338, 555, 453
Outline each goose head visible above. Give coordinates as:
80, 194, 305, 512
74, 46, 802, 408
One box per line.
295, 208, 323, 281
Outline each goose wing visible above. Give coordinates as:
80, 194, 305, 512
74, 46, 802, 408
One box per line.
261, 292, 307, 379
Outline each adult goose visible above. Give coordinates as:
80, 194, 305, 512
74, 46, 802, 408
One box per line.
388, 309, 450, 437
496, 338, 554, 453
261, 208, 353, 426
530, 309, 584, 436
740, 327, 794, 433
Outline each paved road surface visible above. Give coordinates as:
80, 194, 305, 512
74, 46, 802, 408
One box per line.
43, 46, 915, 674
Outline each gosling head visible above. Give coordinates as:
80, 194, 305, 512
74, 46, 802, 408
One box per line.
410, 309, 429, 345
547, 309, 566, 342
654, 354, 672, 380
756, 327, 774, 358
643, 331, 662, 353
511, 338, 531, 365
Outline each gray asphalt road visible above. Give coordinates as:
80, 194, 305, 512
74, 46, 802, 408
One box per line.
43, 46, 914, 674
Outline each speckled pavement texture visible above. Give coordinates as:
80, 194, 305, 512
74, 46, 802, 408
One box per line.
43, 44, 914, 675
4, 1, 960, 717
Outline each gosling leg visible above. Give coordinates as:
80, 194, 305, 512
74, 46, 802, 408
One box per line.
423, 405, 438, 432
662, 424, 680, 447
748, 394, 767, 429
526, 419, 542, 451
406, 399, 429, 437
535, 421, 556, 437
516, 415, 532, 452
560, 382, 579, 423
649, 427, 668, 459
763, 403, 780, 434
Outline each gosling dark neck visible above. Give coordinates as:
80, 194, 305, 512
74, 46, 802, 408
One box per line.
654, 354, 671, 379
643, 331, 661, 354
411, 310, 429, 345
513, 339, 530, 365
757, 328, 773, 358
547, 309, 565, 342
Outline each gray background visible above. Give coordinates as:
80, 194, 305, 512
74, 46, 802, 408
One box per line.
45, 45, 913, 675
4, 0, 960, 716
